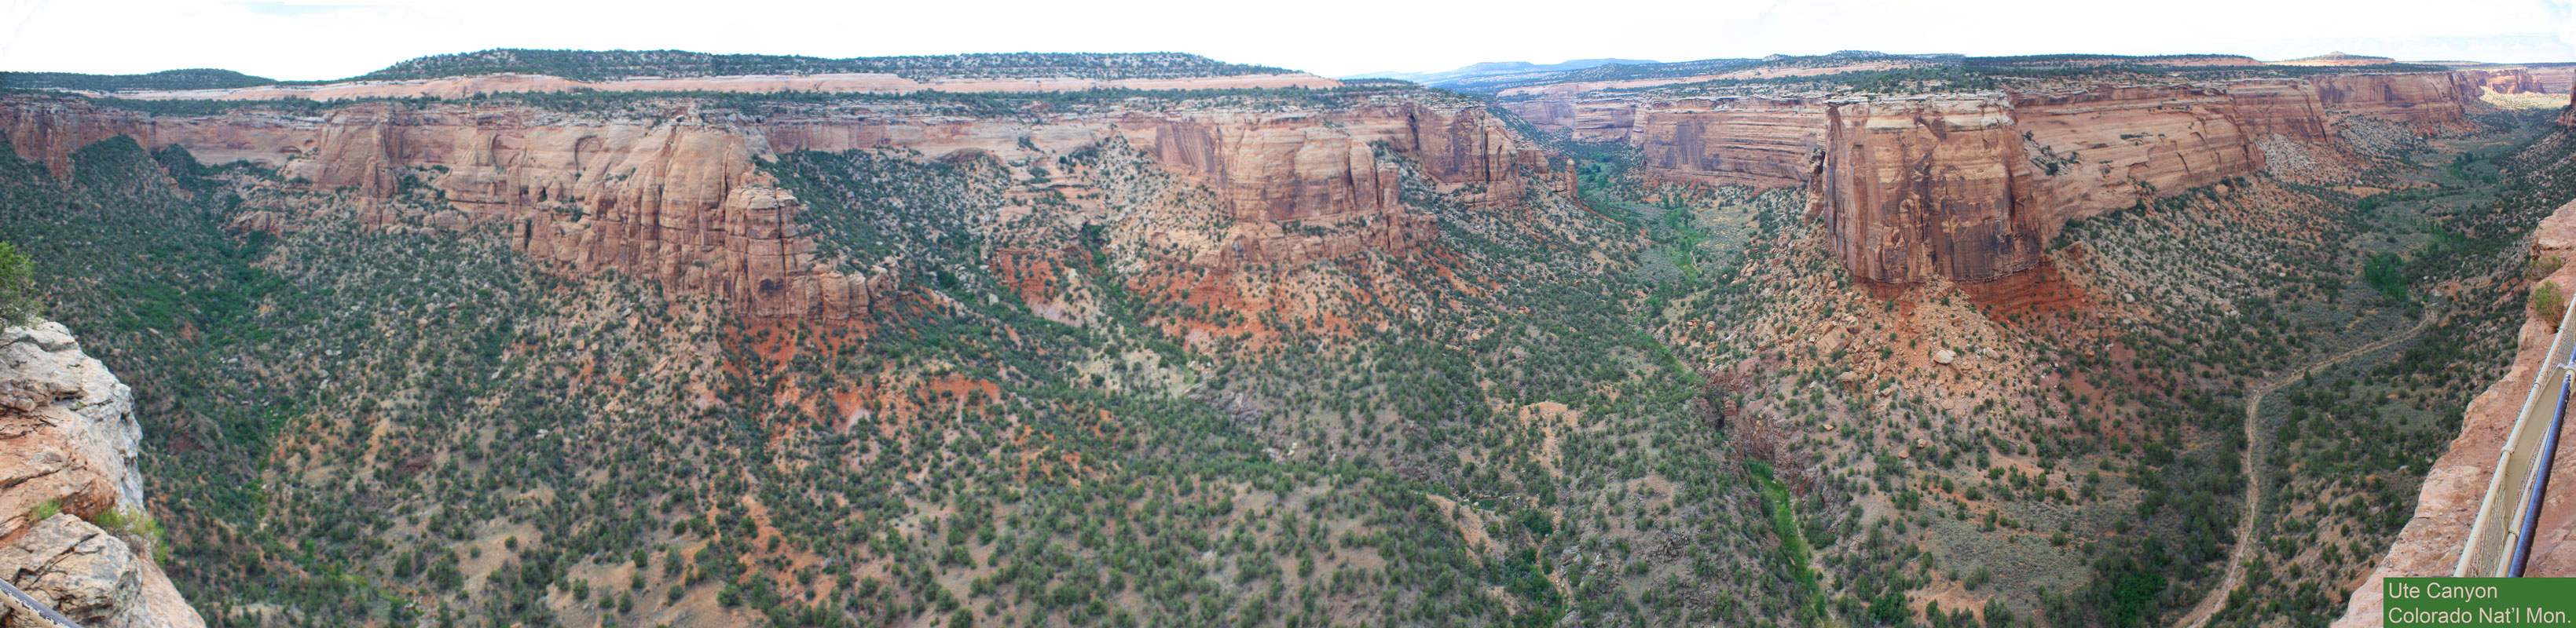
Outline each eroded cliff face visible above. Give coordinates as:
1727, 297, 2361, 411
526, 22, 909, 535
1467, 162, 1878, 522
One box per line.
2532, 66, 2576, 93
2015, 85, 2267, 225
1817, 85, 2274, 283
2462, 68, 2545, 94
2309, 72, 2482, 132
0, 99, 154, 177
0, 323, 203, 628
1820, 98, 2041, 283
1497, 70, 2478, 283
759, 97, 1569, 271
1631, 97, 1830, 189
0, 93, 1567, 319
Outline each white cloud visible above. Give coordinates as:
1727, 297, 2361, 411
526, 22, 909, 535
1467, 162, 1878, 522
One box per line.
1, 0, 2567, 80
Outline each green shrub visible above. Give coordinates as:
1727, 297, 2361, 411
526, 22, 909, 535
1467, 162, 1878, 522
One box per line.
2536, 281, 2567, 327
0, 242, 37, 327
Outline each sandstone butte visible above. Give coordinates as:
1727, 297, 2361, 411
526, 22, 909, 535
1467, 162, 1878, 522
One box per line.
1504, 71, 2483, 283
0, 322, 203, 628
0, 91, 1569, 323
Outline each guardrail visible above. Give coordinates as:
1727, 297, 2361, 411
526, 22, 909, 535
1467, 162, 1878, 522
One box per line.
0, 575, 84, 627
2457, 295, 2576, 576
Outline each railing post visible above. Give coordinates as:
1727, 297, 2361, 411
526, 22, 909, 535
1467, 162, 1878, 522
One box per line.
0, 575, 85, 627
2509, 367, 2576, 576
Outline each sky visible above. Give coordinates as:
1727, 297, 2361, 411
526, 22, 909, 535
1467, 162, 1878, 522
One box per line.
4, 0, 2573, 80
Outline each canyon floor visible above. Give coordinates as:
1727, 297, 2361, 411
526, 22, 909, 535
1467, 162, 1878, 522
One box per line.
2, 49, 2574, 628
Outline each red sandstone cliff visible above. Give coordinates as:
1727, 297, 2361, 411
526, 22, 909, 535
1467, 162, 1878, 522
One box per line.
2309, 72, 2482, 132
2461, 68, 2545, 94
1498, 70, 2475, 284
1819, 97, 2041, 283
2, 93, 1566, 319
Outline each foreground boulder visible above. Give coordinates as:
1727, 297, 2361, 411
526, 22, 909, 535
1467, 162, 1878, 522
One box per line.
0, 322, 200, 628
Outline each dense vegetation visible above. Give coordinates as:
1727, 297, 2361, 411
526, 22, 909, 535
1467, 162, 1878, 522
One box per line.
3, 69, 2568, 628
0, 68, 295, 92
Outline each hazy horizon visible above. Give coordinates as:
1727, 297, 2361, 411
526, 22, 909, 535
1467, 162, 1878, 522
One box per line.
5, 0, 2574, 82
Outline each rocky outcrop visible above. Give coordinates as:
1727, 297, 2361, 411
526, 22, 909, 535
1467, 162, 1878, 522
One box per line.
0, 322, 202, 628
276, 101, 899, 320
2531, 67, 2576, 94
2221, 79, 2335, 141
2309, 72, 2479, 132
1819, 97, 2041, 283
759, 97, 1569, 269
2016, 85, 2266, 224
1631, 97, 1830, 188
1817, 85, 2269, 283
0, 98, 153, 177
2461, 68, 2544, 94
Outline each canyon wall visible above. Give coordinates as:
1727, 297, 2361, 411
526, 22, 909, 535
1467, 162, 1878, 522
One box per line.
1, 93, 1566, 317
1819, 98, 2041, 283
2533, 67, 2576, 93
2461, 68, 2543, 94
1630, 97, 1830, 188
1501, 70, 2473, 283
770, 97, 1570, 268
2308, 72, 2481, 131
2014, 85, 2267, 225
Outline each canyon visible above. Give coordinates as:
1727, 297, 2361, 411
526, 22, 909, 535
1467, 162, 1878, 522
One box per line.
5, 43, 2573, 628
1507, 71, 2478, 283
0, 91, 1565, 320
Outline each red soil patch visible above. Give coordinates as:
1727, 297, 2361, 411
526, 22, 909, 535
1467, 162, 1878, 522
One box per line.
1960, 258, 2094, 317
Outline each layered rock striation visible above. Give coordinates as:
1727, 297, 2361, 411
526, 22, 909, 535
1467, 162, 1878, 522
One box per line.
1819, 98, 2039, 283
1504, 70, 2477, 283
0, 323, 202, 628
2, 91, 1566, 319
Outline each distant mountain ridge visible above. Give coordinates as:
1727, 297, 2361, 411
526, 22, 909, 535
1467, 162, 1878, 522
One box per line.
1340, 58, 1658, 86
2, 48, 1300, 93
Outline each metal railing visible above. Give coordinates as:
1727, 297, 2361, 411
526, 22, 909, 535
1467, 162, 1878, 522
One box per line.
0, 575, 84, 627
2457, 295, 2576, 576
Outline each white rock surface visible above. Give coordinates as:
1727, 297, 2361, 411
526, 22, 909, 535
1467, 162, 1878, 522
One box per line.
0, 322, 200, 628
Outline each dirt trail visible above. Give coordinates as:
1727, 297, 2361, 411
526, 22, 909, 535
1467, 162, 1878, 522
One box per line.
2175, 306, 2442, 628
